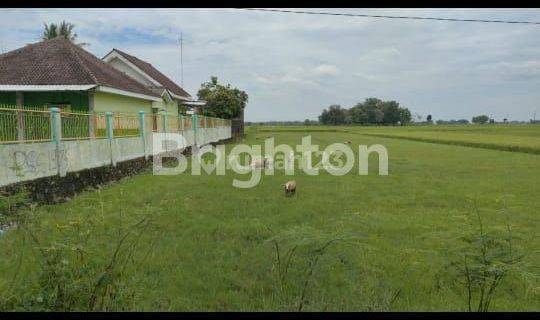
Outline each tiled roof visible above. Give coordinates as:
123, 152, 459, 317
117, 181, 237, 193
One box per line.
111, 48, 191, 98
0, 37, 160, 98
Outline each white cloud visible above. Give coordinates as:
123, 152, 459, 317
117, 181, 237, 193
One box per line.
312, 64, 339, 76
0, 8, 539, 121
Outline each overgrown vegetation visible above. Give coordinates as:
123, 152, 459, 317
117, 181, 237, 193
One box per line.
0, 190, 160, 311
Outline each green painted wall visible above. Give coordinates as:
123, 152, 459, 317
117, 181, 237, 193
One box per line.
0, 92, 16, 106
93, 91, 153, 114
1, 90, 158, 115
152, 99, 178, 115
23, 91, 89, 111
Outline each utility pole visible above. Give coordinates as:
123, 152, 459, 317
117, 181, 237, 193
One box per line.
178, 33, 184, 87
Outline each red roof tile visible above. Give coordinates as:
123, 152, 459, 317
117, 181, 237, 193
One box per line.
110, 48, 191, 98
0, 38, 160, 98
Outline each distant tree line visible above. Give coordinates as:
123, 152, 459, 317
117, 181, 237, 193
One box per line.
318, 98, 412, 126
472, 115, 490, 124
436, 119, 470, 125
245, 120, 319, 126
246, 113, 537, 127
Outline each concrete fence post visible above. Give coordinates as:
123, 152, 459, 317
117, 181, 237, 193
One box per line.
50, 108, 61, 144
139, 111, 148, 160
88, 113, 96, 139
162, 112, 168, 133
179, 114, 184, 149
162, 112, 169, 152
106, 112, 114, 140
106, 112, 116, 166
88, 92, 95, 139
193, 114, 198, 147
16, 92, 25, 142
203, 115, 208, 145
50, 107, 66, 176
16, 110, 25, 142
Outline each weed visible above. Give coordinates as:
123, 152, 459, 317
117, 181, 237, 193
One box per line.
446, 201, 525, 312
0, 208, 157, 311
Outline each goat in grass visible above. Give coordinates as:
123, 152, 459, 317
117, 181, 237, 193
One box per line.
282, 180, 297, 197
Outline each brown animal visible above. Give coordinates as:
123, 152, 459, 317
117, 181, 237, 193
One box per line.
282, 180, 297, 196
345, 140, 352, 144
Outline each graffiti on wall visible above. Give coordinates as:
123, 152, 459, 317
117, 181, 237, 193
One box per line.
7, 148, 65, 177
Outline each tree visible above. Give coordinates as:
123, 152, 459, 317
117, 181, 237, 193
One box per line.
398, 108, 412, 125
319, 97, 412, 126
381, 101, 402, 125
43, 21, 88, 46
349, 104, 368, 124
426, 114, 433, 124
472, 115, 489, 124
362, 98, 384, 124
318, 105, 347, 125
197, 76, 248, 119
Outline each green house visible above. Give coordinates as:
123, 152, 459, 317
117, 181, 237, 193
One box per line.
0, 37, 206, 115
0, 37, 166, 114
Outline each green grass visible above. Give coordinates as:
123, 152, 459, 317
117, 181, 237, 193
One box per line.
0, 126, 539, 311
257, 124, 540, 154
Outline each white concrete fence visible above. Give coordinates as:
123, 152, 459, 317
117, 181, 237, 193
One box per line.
0, 108, 232, 188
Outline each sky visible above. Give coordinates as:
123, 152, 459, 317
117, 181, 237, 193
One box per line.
0, 8, 539, 122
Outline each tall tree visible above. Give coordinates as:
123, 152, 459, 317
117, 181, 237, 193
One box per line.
197, 76, 248, 119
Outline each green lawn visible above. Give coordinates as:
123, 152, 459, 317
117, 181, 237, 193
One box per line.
0, 125, 539, 311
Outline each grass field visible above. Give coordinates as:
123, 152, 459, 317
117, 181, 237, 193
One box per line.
257, 124, 540, 154
0, 125, 539, 311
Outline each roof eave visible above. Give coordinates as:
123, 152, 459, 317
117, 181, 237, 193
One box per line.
170, 92, 193, 101
0, 85, 97, 91
94, 85, 162, 102
183, 100, 206, 106
103, 50, 163, 87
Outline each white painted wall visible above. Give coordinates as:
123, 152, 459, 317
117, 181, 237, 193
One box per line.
0, 125, 232, 188
107, 57, 155, 87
